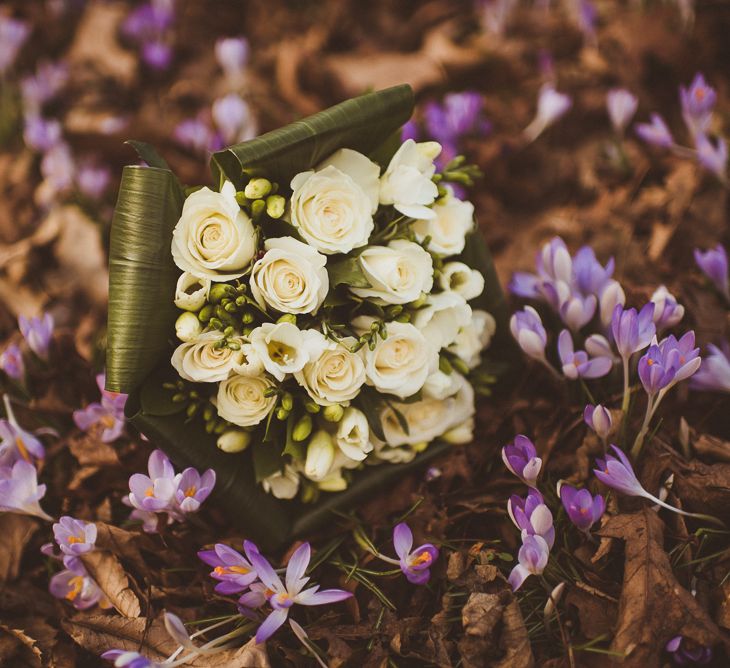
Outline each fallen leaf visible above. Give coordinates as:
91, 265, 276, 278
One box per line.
0, 515, 39, 583
693, 433, 730, 463
80, 551, 142, 618
93, 522, 153, 575
67, 432, 120, 467
598, 509, 727, 665
565, 586, 618, 640
670, 459, 730, 521
493, 599, 534, 668
0, 624, 42, 667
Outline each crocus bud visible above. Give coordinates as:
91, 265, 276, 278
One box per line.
174, 272, 211, 311
175, 312, 202, 342
584, 334, 614, 360
584, 404, 612, 439
544, 582, 566, 621
323, 404, 344, 423
510, 306, 548, 360
217, 430, 251, 453
244, 178, 272, 200
524, 85, 572, 142
650, 285, 685, 330
599, 280, 625, 327
304, 430, 335, 481
635, 113, 673, 148
292, 414, 313, 442
694, 244, 729, 300
266, 194, 286, 219
502, 435, 542, 487
0, 344, 25, 382
606, 89, 638, 135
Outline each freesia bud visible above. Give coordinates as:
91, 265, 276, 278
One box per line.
317, 469, 348, 492
174, 272, 211, 311
304, 430, 335, 481
244, 178, 272, 200
292, 414, 313, 442
277, 313, 297, 325
323, 404, 344, 423
266, 194, 286, 219
175, 312, 202, 342
209, 283, 232, 304
217, 429, 251, 453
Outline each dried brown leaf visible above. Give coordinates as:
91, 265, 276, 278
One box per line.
0, 514, 39, 583
493, 599, 534, 668
0, 624, 42, 667
80, 551, 141, 618
693, 433, 730, 463
67, 432, 120, 467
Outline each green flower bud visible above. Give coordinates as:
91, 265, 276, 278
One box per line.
292, 414, 313, 442
251, 198, 266, 220
304, 401, 321, 414
217, 429, 251, 453
395, 312, 411, 323
214, 420, 227, 435
266, 194, 286, 219
411, 293, 428, 309
281, 392, 294, 412
451, 356, 470, 376
224, 301, 238, 313
277, 313, 297, 325
235, 191, 249, 206
209, 283, 232, 304
203, 404, 215, 421
198, 305, 214, 322
439, 355, 454, 375
235, 295, 246, 306
276, 407, 289, 420
171, 393, 186, 403
241, 311, 254, 325
244, 178, 272, 200
300, 483, 319, 504
209, 318, 224, 330
186, 403, 198, 418
323, 404, 344, 423
175, 312, 202, 342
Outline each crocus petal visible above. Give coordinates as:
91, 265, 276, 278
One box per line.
255, 608, 289, 644
392, 523, 414, 560
295, 587, 353, 606
508, 563, 531, 591
248, 550, 284, 592
285, 543, 311, 592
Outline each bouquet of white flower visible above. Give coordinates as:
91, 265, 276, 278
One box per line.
106, 85, 510, 548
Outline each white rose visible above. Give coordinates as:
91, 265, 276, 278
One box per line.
294, 337, 366, 406
364, 321, 438, 398
412, 189, 475, 257
335, 408, 372, 462
412, 292, 472, 350
439, 262, 485, 301
304, 431, 336, 481
379, 139, 441, 219
351, 239, 433, 305
380, 374, 475, 447
171, 180, 256, 280
249, 323, 329, 381
250, 237, 329, 315
216, 374, 277, 427
171, 331, 254, 382
423, 370, 461, 400
174, 272, 211, 311
262, 464, 300, 499
448, 310, 496, 369
290, 149, 379, 254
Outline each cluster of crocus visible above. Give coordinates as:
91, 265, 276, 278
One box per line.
121, 0, 176, 71
73, 373, 127, 443
1, 313, 55, 382
636, 72, 727, 181
124, 449, 216, 532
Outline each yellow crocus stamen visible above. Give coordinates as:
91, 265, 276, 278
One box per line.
184, 486, 197, 498
15, 436, 31, 462
65, 575, 85, 601
67, 534, 85, 544
145, 487, 155, 497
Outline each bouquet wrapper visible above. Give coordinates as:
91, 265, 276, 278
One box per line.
106, 85, 512, 551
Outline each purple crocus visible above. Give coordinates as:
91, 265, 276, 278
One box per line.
640, 332, 702, 397
23, 116, 62, 152
73, 374, 127, 443
20, 61, 69, 112
680, 73, 717, 138
173, 466, 216, 515
392, 522, 439, 585
507, 488, 555, 548
0, 395, 45, 466
424, 91, 490, 164
502, 435, 542, 487
635, 113, 674, 148
198, 541, 259, 594
650, 285, 685, 330
53, 516, 97, 556
559, 293, 597, 331
593, 445, 647, 497
558, 482, 605, 532
0, 16, 30, 73
665, 636, 713, 665
694, 133, 728, 182
690, 342, 730, 393
583, 404, 612, 440
50, 557, 110, 610
18, 313, 54, 361
510, 306, 548, 361
215, 36, 249, 78
76, 162, 112, 200
126, 449, 178, 514
0, 459, 52, 520
558, 330, 612, 380
524, 84, 572, 142
102, 650, 160, 668
507, 534, 550, 592
638, 342, 681, 396
211, 93, 256, 146
537, 237, 573, 284
247, 542, 352, 643
611, 303, 656, 361
0, 344, 24, 382
141, 40, 172, 70
694, 244, 729, 300
606, 89, 638, 135
174, 117, 216, 155
572, 246, 614, 296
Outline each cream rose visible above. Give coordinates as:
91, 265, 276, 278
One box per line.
439, 262, 485, 301
294, 337, 366, 406
171, 180, 256, 280
335, 407, 372, 462
249, 323, 329, 381
412, 292, 472, 350
290, 149, 379, 254
216, 373, 277, 427
171, 331, 257, 383
250, 237, 329, 315
448, 310, 496, 369
380, 374, 475, 447
379, 139, 441, 219
412, 189, 475, 257
174, 272, 211, 311
364, 321, 438, 398
350, 239, 433, 305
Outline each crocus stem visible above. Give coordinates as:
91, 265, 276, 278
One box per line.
631, 388, 668, 458
620, 358, 631, 414
539, 357, 563, 380
644, 492, 726, 528
375, 553, 401, 566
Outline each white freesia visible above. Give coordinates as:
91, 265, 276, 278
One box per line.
249, 323, 329, 381
412, 291, 472, 350
171, 331, 258, 383
423, 370, 462, 400
262, 464, 300, 499
413, 189, 475, 257
217, 430, 251, 453
364, 321, 438, 399
380, 374, 475, 447
290, 149, 379, 254
442, 418, 475, 444
351, 239, 433, 305
317, 468, 348, 492
171, 180, 256, 280
335, 407, 372, 461
175, 312, 202, 342
250, 237, 329, 314
372, 441, 418, 464
304, 431, 335, 482
439, 262, 485, 301
294, 337, 366, 406
216, 374, 277, 427
174, 272, 211, 311
379, 139, 441, 219
449, 310, 496, 369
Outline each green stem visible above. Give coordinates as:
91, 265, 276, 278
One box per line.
620, 358, 631, 414
645, 493, 726, 528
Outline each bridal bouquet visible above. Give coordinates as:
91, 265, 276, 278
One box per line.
106, 85, 509, 548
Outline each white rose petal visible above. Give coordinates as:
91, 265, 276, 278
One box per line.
448, 310, 496, 369
294, 337, 366, 406
171, 180, 256, 280
250, 236, 329, 314
262, 464, 300, 499
364, 321, 438, 399
351, 239, 433, 305
171, 331, 252, 383
379, 139, 441, 219
174, 272, 211, 311
249, 323, 329, 381
439, 262, 485, 301
335, 407, 372, 462
412, 292, 472, 350
413, 188, 475, 257
216, 374, 277, 427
